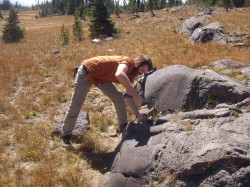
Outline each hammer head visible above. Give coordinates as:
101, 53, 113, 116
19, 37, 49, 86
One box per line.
141, 99, 156, 109
139, 99, 159, 124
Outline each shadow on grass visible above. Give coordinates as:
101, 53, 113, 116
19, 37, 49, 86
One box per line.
81, 150, 117, 174
66, 121, 167, 174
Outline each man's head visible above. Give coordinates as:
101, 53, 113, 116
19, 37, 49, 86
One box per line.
134, 55, 153, 75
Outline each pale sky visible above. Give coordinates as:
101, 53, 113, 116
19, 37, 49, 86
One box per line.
10, 0, 50, 6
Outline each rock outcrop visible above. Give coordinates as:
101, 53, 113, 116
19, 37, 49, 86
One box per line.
175, 15, 210, 36
189, 22, 227, 44
101, 62, 250, 187
51, 112, 90, 141
176, 11, 249, 45
176, 15, 211, 36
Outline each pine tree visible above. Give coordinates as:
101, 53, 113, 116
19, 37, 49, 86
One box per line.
2, 8, 25, 43
73, 10, 83, 41
114, 0, 121, 18
148, 0, 155, 16
245, 0, 250, 6
232, 0, 245, 7
1, 0, 11, 10
60, 24, 69, 45
0, 10, 3, 19
69, 0, 76, 15
89, 0, 117, 38
78, 2, 86, 20
129, 0, 138, 14
223, 0, 231, 11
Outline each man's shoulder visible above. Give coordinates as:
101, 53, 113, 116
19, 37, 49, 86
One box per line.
108, 55, 134, 63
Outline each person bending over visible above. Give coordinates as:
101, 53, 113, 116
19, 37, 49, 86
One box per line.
62, 55, 153, 144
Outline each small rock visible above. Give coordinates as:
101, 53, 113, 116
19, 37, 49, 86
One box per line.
51, 48, 60, 54
92, 38, 102, 43
105, 37, 115, 41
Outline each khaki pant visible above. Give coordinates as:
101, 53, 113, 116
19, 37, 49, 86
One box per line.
62, 64, 127, 135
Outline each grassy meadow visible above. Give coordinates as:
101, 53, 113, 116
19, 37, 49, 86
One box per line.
0, 6, 249, 186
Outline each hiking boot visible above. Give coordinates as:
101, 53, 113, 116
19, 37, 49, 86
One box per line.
51, 128, 61, 140
117, 123, 128, 134
116, 123, 128, 139
61, 134, 72, 145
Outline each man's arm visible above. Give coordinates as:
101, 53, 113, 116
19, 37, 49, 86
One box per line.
125, 94, 147, 122
116, 63, 147, 122
115, 63, 144, 105
124, 93, 139, 117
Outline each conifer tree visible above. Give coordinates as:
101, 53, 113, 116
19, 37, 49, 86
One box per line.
69, 0, 76, 15
60, 24, 69, 45
2, 8, 25, 43
1, 0, 11, 10
73, 10, 83, 41
129, 0, 138, 14
223, 0, 231, 11
114, 0, 121, 18
148, 0, 155, 16
78, 2, 86, 20
89, 0, 117, 38
245, 0, 250, 6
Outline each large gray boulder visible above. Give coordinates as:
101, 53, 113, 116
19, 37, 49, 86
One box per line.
144, 65, 250, 112
51, 112, 90, 141
190, 22, 227, 44
208, 59, 250, 85
176, 16, 210, 36
101, 64, 250, 187
209, 59, 247, 69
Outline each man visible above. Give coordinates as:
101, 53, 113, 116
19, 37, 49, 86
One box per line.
62, 55, 153, 144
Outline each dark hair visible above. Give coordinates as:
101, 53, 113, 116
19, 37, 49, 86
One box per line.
134, 55, 153, 70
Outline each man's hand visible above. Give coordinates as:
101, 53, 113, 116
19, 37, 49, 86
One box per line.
137, 113, 147, 123
133, 94, 145, 106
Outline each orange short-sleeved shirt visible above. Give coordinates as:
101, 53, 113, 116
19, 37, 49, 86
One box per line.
83, 56, 137, 86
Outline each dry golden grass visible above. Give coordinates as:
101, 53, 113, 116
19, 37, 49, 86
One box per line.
209, 10, 250, 34
0, 6, 250, 186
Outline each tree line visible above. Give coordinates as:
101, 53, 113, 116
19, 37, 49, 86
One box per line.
1, 1, 249, 17
28, 0, 250, 19
187, 0, 250, 7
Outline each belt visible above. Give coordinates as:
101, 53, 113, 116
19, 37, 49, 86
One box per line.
83, 65, 89, 74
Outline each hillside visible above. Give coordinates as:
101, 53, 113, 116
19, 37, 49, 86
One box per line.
0, 5, 249, 186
